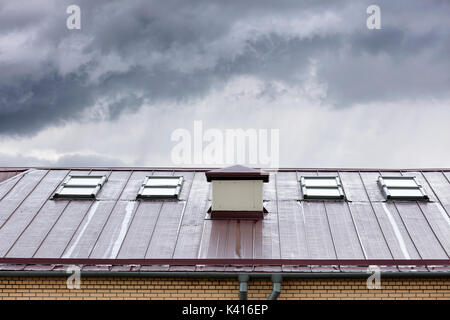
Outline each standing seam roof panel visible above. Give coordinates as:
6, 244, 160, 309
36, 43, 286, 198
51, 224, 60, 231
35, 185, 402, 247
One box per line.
0, 168, 449, 265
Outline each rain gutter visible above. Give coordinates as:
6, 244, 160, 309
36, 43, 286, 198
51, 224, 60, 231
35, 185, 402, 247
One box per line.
0, 271, 448, 278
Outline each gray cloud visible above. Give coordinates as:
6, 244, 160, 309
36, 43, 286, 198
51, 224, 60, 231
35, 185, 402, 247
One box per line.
54, 153, 125, 166
0, 0, 449, 137
0, 152, 125, 167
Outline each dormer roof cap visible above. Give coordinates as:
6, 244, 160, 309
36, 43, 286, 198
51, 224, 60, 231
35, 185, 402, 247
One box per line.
205, 165, 270, 182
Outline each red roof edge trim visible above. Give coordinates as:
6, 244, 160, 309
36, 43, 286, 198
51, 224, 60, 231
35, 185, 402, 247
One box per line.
205, 165, 270, 182
0, 258, 449, 266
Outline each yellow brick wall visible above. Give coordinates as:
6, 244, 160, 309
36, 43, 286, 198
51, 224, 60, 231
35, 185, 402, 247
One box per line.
0, 276, 448, 300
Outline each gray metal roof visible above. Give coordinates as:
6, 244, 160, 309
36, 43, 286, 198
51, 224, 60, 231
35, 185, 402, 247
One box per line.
0, 167, 449, 273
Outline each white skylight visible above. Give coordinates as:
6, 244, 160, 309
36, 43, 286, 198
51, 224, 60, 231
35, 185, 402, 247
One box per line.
65, 176, 104, 186
144, 177, 183, 187
53, 175, 107, 199
299, 176, 345, 200
137, 176, 184, 199
378, 176, 429, 201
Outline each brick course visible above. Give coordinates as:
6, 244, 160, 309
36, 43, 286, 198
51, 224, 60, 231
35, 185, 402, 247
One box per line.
0, 277, 448, 300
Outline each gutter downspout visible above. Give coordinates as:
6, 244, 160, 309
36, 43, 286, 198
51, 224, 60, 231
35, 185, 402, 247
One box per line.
238, 274, 249, 300
267, 274, 282, 300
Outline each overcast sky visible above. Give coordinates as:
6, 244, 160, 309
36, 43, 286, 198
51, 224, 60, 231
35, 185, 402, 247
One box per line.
0, 0, 449, 168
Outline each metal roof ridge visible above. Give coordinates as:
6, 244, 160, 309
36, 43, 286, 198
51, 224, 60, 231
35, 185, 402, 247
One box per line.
0, 167, 449, 172
1, 258, 449, 266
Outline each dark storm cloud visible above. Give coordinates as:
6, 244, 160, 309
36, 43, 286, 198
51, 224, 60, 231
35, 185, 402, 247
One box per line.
0, 71, 91, 135
0, 0, 449, 135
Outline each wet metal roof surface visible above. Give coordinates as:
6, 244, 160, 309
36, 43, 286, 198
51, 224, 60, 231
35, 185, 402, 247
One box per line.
0, 167, 449, 273
0, 169, 23, 184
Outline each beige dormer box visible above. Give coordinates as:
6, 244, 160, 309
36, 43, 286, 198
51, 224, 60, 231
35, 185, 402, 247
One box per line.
205, 165, 269, 220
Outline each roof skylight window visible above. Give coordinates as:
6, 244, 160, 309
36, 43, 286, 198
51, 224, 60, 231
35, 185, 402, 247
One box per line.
300, 176, 345, 200
137, 176, 183, 199
53, 175, 107, 199
378, 176, 429, 201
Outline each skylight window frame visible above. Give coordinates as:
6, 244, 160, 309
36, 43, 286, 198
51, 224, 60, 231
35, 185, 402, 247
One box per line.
299, 176, 346, 200
53, 175, 108, 199
377, 176, 429, 201
137, 176, 184, 200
